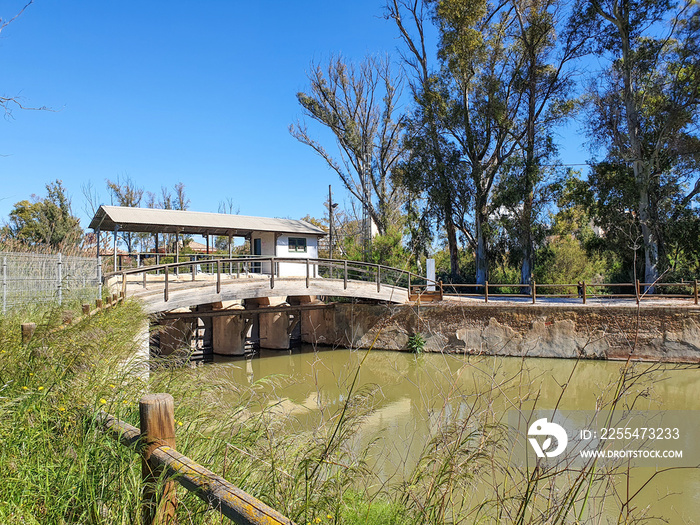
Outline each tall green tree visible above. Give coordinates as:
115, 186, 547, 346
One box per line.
503, 0, 584, 285
583, 0, 700, 287
390, 0, 531, 284
387, 0, 471, 280
3, 180, 82, 248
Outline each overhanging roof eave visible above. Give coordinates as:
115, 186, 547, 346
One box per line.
88, 206, 327, 237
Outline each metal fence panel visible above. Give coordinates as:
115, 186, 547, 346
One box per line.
1, 252, 100, 313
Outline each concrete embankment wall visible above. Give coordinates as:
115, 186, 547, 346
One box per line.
303, 303, 700, 363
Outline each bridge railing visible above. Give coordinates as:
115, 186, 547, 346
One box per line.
105, 257, 440, 303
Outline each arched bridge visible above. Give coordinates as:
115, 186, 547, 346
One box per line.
107, 257, 441, 313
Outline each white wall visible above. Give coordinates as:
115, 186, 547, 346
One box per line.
251, 231, 276, 274
275, 235, 319, 277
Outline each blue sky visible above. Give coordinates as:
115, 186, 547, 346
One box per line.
0, 1, 590, 232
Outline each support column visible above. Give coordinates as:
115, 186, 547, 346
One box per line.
175, 232, 180, 277
113, 228, 118, 273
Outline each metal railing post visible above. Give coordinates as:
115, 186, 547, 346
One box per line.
306, 259, 310, 288
635, 279, 640, 304
97, 257, 103, 300
143, 270, 147, 289
122, 271, 127, 297
57, 253, 63, 305
485, 281, 489, 303
344, 260, 348, 290
2, 257, 6, 314
164, 268, 169, 302
270, 257, 275, 289
377, 265, 381, 292
216, 260, 221, 294
695, 280, 698, 305
582, 281, 587, 304
531, 280, 536, 304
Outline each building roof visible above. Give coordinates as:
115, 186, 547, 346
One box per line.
88, 206, 326, 237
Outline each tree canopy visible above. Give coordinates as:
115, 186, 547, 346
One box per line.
2, 180, 82, 248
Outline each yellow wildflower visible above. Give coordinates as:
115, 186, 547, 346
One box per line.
315, 518, 322, 523
109, 384, 115, 389
58, 407, 66, 412
177, 421, 183, 427
99, 398, 107, 405
327, 515, 333, 520
29, 373, 34, 377
37, 386, 44, 391
22, 386, 28, 390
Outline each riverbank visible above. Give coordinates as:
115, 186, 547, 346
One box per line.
303, 301, 700, 362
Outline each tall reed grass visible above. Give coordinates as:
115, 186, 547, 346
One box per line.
0, 298, 691, 524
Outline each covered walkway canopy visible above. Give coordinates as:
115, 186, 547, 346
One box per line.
88, 205, 326, 237
88, 206, 326, 270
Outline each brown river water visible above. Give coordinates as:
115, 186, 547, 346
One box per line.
198, 346, 700, 522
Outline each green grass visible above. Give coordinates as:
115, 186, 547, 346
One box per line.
0, 299, 683, 524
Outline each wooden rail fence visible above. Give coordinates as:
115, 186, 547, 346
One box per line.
441, 279, 700, 305
98, 393, 295, 525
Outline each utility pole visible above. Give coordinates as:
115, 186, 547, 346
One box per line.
328, 185, 338, 260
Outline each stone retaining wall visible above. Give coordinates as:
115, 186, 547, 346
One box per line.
309, 303, 700, 362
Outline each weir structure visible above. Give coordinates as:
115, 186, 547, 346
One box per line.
106, 256, 439, 358
89, 205, 441, 358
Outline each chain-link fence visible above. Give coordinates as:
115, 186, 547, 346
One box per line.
1, 252, 101, 313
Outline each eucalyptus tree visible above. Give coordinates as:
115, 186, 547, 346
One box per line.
496, 0, 586, 285
291, 55, 405, 248
389, 0, 528, 284
583, 0, 700, 287
387, 0, 469, 280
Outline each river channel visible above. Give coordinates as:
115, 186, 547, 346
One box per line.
197, 346, 700, 521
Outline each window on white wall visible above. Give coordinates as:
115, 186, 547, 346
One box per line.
288, 237, 307, 253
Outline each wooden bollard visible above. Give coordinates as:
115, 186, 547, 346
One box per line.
21, 322, 36, 344
112, 293, 118, 305
82, 304, 90, 316
96, 298, 103, 310
140, 394, 177, 525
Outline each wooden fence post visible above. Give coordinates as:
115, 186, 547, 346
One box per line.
96, 298, 103, 310
485, 281, 489, 303
531, 280, 536, 304
140, 394, 177, 525
582, 282, 587, 305
695, 280, 698, 305
82, 304, 90, 316
21, 322, 36, 344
